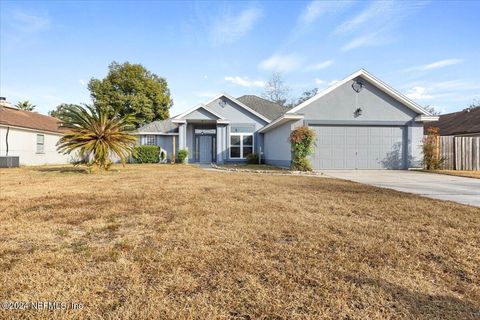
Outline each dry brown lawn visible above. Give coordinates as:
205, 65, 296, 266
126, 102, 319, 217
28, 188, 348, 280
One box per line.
0, 164, 479, 319
424, 170, 480, 179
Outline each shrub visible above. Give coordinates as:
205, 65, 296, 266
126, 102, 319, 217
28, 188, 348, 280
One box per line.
178, 148, 189, 164
246, 153, 259, 164
422, 127, 444, 170
289, 127, 316, 171
132, 145, 160, 163
291, 157, 312, 171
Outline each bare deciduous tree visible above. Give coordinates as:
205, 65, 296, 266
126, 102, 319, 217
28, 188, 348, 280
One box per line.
424, 105, 441, 115
261, 72, 290, 107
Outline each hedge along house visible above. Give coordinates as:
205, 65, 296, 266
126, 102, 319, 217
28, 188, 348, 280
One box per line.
137, 69, 439, 169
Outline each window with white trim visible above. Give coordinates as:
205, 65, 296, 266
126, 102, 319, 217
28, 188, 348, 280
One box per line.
36, 134, 44, 153
229, 126, 254, 159
143, 135, 156, 145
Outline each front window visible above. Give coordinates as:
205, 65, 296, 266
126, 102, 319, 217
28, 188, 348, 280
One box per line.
36, 134, 44, 153
229, 126, 254, 159
143, 135, 156, 145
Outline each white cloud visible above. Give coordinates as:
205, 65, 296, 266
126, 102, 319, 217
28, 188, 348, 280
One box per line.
314, 78, 326, 86
79, 79, 86, 86
328, 80, 339, 86
404, 59, 463, 72
210, 7, 262, 46
203, 75, 208, 79
405, 86, 434, 100
338, 1, 425, 51
258, 53, 302, 73
224, 76, 265, 88
335, 1, 395, 34
299, 1, 353, 24
403, 80, 480, 102
306, 60, 333, 71
13, 11, 50, 33
341, 33, 385, 51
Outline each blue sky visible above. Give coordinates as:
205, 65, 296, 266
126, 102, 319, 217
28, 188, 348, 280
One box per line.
1, 0, 479, 116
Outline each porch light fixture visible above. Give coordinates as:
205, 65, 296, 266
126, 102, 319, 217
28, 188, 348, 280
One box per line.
354, 107, 363, 118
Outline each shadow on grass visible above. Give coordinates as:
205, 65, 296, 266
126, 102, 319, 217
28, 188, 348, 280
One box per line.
343, 274, 480, 319
32, 166, 89, 174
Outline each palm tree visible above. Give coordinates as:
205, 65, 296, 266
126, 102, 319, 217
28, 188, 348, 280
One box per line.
15, 100, 36, 111
57, 104, 137, 170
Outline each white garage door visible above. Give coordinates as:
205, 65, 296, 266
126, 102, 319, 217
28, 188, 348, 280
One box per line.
309, 125, 406, 170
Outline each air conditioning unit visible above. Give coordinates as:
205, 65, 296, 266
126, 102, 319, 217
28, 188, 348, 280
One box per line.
0, 156, 20, 168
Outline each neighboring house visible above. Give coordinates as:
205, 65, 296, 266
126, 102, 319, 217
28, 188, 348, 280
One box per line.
0, 99, 69, 165
137, 69, 438, 169
425, 107, 480, 137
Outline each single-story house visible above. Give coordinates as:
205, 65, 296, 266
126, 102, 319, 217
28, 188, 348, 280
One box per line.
0, 98, 70, 166
425, 107, 480, 137
137, 69, 439, 169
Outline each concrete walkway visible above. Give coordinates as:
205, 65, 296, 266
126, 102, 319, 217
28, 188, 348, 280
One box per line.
320, 170, 480, 207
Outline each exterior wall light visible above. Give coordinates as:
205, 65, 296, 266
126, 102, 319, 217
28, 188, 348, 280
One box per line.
354, 107, 363, 117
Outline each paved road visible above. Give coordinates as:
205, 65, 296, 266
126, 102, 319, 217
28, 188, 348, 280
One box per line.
320, 170, 480, 207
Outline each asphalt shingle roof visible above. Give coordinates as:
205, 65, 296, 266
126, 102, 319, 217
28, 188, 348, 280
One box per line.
0, 106, 64, 133
424, 107, 480, 136
137, 118, 178, 133
236, 95, 286, 121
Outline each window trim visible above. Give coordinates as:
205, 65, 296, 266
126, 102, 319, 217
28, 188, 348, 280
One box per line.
229, 130, 254, 160
143, 135, 156, 146
36, 134, 45, 154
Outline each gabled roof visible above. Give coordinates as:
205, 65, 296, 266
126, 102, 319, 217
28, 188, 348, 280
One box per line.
0, 106, 64, 133
137, 118, 179, 134
237, 95, 286, 121
172, 103, 227, 122
424, 107, 480, 135
173, 93, 271, 123
287, 69, 434, 117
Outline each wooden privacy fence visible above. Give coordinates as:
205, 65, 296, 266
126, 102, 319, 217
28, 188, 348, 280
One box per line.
438, 136, 480, 170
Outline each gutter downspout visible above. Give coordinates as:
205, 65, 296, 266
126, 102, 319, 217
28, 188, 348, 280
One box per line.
5, 126, 9, 156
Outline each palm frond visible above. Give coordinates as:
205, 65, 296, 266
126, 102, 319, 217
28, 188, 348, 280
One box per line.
57, 104, 137, 170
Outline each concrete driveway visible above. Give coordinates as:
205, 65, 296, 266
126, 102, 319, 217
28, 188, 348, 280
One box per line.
321, 170, 480, 207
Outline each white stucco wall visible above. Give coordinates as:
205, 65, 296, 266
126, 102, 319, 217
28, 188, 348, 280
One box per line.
0, 126, 70, 165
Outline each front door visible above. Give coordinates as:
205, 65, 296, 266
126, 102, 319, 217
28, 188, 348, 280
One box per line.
199, 135, 213, 163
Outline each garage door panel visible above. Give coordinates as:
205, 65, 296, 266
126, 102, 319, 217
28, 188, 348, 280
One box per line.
309, 125, 405, 170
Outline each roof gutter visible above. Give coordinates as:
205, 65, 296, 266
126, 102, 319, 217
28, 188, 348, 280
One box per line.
258, 114, 304, 133
415, 115, 440, 122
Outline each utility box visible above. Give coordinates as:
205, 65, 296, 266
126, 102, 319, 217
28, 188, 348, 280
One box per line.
0, 156, 20, 168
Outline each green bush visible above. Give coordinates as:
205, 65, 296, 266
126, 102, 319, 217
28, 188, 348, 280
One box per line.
132, 145, 160, 163
422, 127, 444, 170
289, 127, 316, 171
178, 148, 189, 164
246, 152, 259, 164
291, 157, 312, 171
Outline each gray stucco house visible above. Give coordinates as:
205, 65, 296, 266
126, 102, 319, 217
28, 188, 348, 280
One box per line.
137, 69, 439, 169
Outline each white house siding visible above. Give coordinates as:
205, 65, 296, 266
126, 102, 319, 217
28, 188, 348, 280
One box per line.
0, 126, 70, 165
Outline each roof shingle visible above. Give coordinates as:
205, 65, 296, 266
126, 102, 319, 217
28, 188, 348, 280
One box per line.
424, 108, 480, 136
0, 106, 63, 133
236, 95, 286, 121
137, 118, 179, 133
